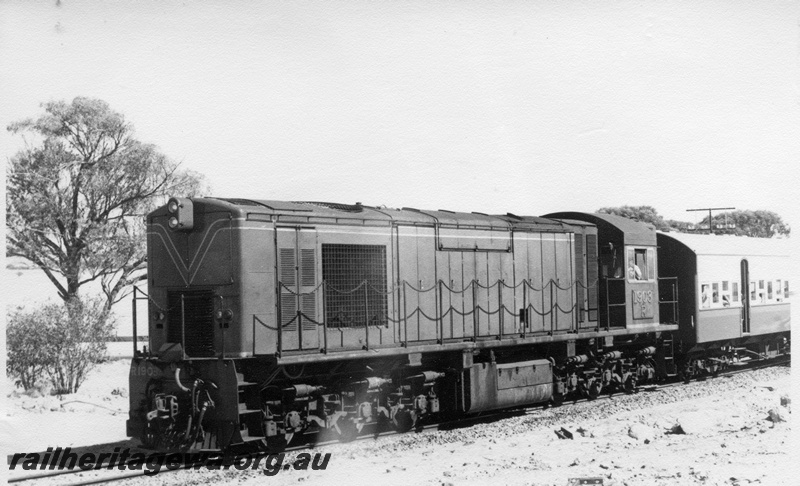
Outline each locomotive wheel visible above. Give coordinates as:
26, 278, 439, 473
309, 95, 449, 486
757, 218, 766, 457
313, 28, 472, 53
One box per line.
265, 434, 288, 452
587, 381, 602, 399
681, 362, 694, 384
623, 375, 637, 394
334, 417, 359, 442
392, 408, 415, 433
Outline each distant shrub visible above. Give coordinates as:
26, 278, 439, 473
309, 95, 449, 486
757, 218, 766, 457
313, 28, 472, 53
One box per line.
6, 297, 115, 394
7, 307, 54, 390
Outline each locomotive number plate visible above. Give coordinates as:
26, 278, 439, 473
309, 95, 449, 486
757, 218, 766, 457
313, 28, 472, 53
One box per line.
632, 290, 655, 319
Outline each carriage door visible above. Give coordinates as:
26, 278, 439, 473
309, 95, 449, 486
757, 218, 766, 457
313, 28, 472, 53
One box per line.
277, 227, 320, 351
740, 259, 751, 334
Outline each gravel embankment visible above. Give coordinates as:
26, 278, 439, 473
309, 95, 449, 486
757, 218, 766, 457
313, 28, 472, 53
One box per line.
138, 364, 793, 486
8, 363, 791, 486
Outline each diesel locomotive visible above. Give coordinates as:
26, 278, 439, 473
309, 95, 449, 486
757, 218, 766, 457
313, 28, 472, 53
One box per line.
127, 198, 790, 451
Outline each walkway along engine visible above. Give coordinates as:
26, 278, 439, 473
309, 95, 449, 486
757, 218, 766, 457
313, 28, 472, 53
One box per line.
128, 198, 685, 451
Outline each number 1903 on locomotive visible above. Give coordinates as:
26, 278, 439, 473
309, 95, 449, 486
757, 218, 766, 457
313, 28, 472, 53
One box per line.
632, 290, 655, 319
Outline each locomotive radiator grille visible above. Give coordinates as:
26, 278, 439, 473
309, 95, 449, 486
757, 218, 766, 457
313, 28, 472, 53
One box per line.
166, 290, 215, 357
322, 244, 388, 328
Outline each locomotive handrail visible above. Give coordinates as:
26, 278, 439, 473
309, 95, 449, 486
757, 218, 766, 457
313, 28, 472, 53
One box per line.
278, 277, 599, 297
271, 277, 602, 297
253, 314, 277, 330
253, 314, 309, 331
273, 275, 591, 354
366, 281, 397, 295
320, 280, 368, 295
602, 277, 627, 330
657, 276, 680, 325
180, 294, 186, 360
438, 279, 476, 294
470, 279, 520, 290
521, 278, 600, 292
266, 268, 664, 353
274, 278, 585, 316
131, 286, 153, 357
401, 281, 438, 293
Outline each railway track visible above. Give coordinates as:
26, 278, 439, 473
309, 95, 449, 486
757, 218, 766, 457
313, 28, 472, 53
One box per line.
8, 354, 789, 486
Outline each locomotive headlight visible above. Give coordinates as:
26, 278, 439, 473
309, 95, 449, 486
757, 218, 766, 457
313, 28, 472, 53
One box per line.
152, 311, 165, 321
215, 310, 224, 321
166, 197, 194, 231
215, 309, 234, 321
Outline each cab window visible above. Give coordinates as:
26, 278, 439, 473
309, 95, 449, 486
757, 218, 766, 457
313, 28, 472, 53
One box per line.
626, 247, 652, 281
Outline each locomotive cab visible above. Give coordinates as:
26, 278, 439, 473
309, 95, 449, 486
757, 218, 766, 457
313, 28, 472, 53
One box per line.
544, 212, 676, 330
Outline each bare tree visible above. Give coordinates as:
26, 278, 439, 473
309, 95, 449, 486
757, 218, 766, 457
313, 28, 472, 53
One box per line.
6, 97, 206, 312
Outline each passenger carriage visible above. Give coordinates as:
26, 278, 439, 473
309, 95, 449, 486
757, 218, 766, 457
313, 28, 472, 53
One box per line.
656, 232, 790, 372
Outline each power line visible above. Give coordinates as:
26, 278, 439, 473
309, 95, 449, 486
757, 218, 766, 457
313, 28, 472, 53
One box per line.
686, 207, 735, 234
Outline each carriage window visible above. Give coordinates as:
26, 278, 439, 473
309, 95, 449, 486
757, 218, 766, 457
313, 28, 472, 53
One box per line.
721, 281, 731, 307
700, 283, 711, 308
784, 281, 789, 300
627, 248, 649, 281
750, 282, 756, 302
767, 281, 773, 300
776, 280, 783, 302
758, 280, 766, 303
712, 283, 720, 305
732, 282, 739, 303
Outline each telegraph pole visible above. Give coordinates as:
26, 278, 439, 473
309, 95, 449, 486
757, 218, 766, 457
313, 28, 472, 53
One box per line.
686, 207, 735, 234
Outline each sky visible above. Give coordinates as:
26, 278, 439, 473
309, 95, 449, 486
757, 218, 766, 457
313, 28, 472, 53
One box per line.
2, 0, 797, 228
